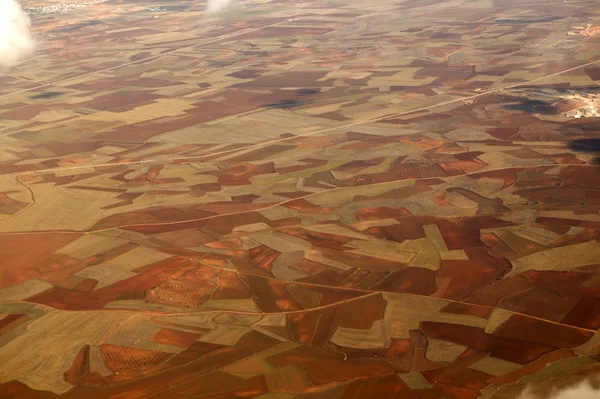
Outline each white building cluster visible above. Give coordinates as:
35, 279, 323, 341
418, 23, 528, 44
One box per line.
26, 0, 108, 15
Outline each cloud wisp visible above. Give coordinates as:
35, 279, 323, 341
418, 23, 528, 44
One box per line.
206, 0, 234, 14
0, 0, 35, 68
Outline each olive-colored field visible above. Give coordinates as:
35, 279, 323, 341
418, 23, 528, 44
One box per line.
1, 0, 600, 398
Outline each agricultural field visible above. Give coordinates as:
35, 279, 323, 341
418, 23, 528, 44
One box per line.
0, 0, 600, 397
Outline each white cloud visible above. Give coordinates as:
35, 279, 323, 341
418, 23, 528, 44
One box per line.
0, 0, 35, 68
206, 0, 234, 14
519, 380, 600, 399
